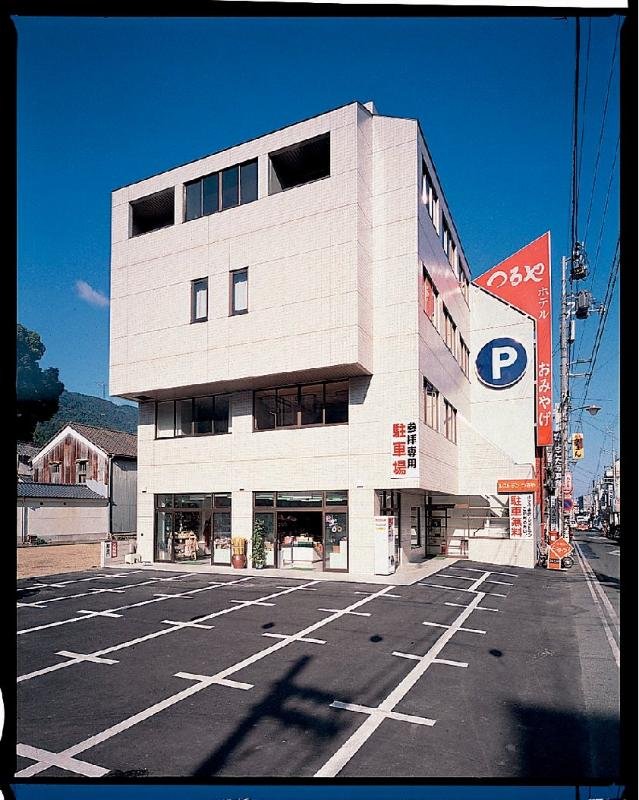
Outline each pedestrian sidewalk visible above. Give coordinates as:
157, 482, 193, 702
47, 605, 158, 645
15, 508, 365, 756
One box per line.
111, 556, 460, 586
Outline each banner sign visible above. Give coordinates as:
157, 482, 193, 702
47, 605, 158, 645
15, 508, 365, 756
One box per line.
473, 232, 553, 447
497, 479, 537, 493
391, 421, 419, 479
509, 493, 534, 539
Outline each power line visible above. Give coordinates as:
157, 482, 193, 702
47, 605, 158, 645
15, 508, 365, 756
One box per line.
577, 18, 592, 194
570, 17, 582, 251
582, 17, 621, 243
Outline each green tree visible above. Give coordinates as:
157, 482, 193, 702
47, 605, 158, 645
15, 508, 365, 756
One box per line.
17, 324, 64, 442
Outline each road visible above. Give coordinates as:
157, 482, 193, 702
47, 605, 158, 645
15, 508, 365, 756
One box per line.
15, 558, 620, 780
566, 530, 621, 781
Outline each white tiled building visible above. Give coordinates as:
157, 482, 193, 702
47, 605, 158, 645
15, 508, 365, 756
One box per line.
110, 101, 539, 574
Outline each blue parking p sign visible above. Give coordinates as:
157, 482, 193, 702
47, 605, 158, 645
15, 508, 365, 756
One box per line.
476, 337, 527, 389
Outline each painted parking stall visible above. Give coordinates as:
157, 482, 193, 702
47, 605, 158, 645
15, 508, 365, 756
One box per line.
15, 562, 580, 779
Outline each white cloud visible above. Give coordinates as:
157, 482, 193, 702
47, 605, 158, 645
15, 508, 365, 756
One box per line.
75, 279, 109, 308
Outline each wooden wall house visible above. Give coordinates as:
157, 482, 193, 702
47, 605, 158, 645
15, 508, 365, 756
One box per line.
31, 423, 137, 534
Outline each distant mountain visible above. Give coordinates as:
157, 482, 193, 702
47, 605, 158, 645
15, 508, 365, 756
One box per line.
33, 391, 138, 446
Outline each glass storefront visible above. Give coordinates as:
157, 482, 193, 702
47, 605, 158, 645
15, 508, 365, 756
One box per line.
154, 493, 230, 564
252, 491, 348, 572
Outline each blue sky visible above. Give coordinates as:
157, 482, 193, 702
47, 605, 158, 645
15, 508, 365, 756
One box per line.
8, 785, 626, 800
15, 16, 621, 496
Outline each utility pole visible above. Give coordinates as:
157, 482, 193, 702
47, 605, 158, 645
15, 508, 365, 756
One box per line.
558, 255, 570, 540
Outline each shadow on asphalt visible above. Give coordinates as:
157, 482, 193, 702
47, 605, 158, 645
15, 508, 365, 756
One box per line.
510, 703, 620, 781
16, 588, 40, 600
193, 655, 346, 776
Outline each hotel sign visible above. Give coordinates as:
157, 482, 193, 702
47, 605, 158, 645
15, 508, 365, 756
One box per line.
391, 421, 419, 479
474, 232, 553, 447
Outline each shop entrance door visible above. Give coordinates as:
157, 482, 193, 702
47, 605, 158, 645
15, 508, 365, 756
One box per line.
277, 511, 324, 570
426, 503, 449, 556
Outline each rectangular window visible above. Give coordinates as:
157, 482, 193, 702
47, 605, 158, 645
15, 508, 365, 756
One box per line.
156, 396, 229, 438
76, 460, 88, 484
130, 188, 174, 237
194, 396, 214, 435
422, 160, 439, 233
240, 160, 258, 204
253, 380, 348, 430
411, 506, 422, 549
445, 401, 457, 443
176, 399, 194, 436
213, 395, 230, 435
202, 173, 220, 215
444, 307, 457, 356
50, 462, 60, 484
324, 380, 348, 424
276, 386, 299, 428
184, 159, 256, 223
460, 270, 470, 304
221, 165, 240, 210
191, 278, 208, 323
269, 133, 330, 194
459, 337, 470, 378
300, 383, 324, 426
156, 401, 175, 438
423, 267, 439, 326
424, 378, 439, 430
431, 185, 440, 234
254, 389, 276, 430
442, 217, 452, 260
231, 268, 248, 315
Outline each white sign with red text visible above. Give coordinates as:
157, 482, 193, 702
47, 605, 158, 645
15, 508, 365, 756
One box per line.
509, 493, 534, 539
391, 421, 419, 479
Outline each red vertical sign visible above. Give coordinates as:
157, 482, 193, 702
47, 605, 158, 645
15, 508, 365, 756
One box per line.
473, 232, 553, 446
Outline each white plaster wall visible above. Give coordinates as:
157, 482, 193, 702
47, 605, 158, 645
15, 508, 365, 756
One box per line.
17, 502, 109, 543
110, 104, 371, 398
467, 537, 535, 569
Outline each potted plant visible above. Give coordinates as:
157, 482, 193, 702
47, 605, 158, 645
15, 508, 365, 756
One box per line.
231, 536, 247, 569
252, 518, 267, 569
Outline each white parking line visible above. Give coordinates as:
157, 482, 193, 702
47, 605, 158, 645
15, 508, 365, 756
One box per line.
450, 567, 518, 578
574, 540, 620, 668
318, 608, 371, 617
315, 571, 492, 777
17, 578, 252, 637
16, 582, 393, 777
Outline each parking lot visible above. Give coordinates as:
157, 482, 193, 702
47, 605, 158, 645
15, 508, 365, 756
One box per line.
16, 562, 618, 780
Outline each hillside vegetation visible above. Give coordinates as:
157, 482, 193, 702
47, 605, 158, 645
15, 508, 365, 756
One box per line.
33, 391, 138, 446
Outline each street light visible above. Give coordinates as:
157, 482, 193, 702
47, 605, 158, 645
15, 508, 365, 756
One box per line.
571, 404, 601, 416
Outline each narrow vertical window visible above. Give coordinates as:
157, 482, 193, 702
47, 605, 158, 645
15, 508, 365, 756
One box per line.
240, 160, 258, 204
191, 278, 208, 323
445, 401, 457, 443
185, 181, 202, 222
231, 268, 248, 315
202, 174, 219, 215
221, 165, 240, 210
156, 401, 175, 438
424, 379, 439, 430
76, 460, 88, 483
423, 267, 438, 325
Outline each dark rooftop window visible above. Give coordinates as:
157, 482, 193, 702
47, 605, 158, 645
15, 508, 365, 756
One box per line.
130, 188, 175, 237
269, 133, 330, 194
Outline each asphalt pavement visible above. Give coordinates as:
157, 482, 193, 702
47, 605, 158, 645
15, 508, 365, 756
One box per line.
15, 557, 620, 780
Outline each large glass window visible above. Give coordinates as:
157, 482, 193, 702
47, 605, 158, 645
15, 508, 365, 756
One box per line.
253, 490, 348, 573
155, 396, 230, 438
253, 381, 348, 430
423, 267, 439, 327
154, 494, 231, 564
184, 159, 256, 222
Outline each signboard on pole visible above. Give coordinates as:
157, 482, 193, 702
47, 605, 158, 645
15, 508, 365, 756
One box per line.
390, 421, 419, 479
497, 479, 537, 494
473, 232, 553, 447
509, 493, 534, 539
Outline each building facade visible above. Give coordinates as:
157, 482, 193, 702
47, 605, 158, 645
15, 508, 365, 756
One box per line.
32, 423, 138, 534
110, 101, 541, 573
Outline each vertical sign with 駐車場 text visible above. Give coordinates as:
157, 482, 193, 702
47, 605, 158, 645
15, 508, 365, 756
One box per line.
473, 232, 553, 447
509, 493, 533, 538
391, 421, 419, 479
